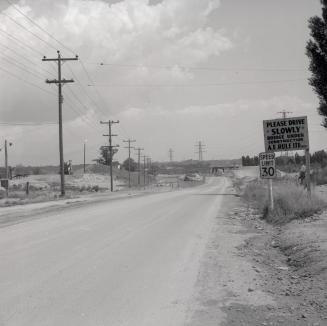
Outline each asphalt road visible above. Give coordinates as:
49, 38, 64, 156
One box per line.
0, 177, 228, 326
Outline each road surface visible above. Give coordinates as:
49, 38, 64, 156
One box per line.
0, 177, 229, 326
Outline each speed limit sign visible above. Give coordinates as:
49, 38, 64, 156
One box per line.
259, 152, 276, 179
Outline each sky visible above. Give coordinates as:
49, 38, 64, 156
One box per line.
0, 0, 325, 165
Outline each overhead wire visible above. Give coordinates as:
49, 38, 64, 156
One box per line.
0, 41, 56, 77
87, 79, 306, 88
0, 11, 58, 52
87, 62, 307, 73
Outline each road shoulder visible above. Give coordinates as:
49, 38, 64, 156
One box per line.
185, 178, 327, 326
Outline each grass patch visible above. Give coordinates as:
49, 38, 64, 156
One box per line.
242, 180, 326, 224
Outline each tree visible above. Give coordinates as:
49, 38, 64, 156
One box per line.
95, 146, 118, 165
122, 158, 137, 172
306, 0, 327, 127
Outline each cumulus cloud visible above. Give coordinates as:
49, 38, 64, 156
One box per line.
0, 0, 232, 124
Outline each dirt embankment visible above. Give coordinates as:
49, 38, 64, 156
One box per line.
230, 168, 327, 325
232, 205, 327, 325
186, 173, 327, 325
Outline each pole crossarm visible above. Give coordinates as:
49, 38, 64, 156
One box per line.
46, 79, 74, 84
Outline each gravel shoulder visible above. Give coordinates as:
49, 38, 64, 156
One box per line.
186, 176, 327, 326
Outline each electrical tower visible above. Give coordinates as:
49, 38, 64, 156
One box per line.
100, 120, 120, 192
123, 139, 136, 188
195, 141, 206, 161
134, 147, 144, 186
42, 50, 78, 196
169, 148, 174, 162
277, 110, 292, 157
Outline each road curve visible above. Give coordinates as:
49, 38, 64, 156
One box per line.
0, 177, 228, 326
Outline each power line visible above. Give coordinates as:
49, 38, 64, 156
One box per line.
0, 65, 56, 96
5, 0, 76, 56
0, 11, 58, 52
87, 62, 306, 72
0, 122, 57, 126
1, 55, 47, 80
0, 41, 56, 77
87, 79, 306, 88
0, 28, 44, 56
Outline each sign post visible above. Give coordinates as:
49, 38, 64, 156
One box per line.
259, 152, 276, 211
263, 116, 310, 194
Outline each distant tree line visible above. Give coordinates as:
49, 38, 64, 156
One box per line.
242, 150, 327, 168
242, 155, 259, 166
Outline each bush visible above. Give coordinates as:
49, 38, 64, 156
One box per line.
314, 167, 327, 185
243, 180, 326, 224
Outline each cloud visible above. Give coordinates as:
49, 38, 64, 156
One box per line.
0, 0, 232, 127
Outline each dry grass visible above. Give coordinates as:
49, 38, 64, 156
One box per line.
242, 180, 326, 224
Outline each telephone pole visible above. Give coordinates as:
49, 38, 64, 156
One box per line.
147, 157, 152, 185
134, 147, 144, 186
195, 141, 206, 161
142, 155, 147, 188
101, 120, 120, 192
123, 139, 136, 188
169, 148, 173, 162
42, 50, 78, 196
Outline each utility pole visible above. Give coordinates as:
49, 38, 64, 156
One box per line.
83, 140, 87, 173
123, 139, 136, 188
42, 50, 78, 196
147, 157, 152, 185
277, 110, 292, 157
5, 140, 8, 179
169, 148, 173, 162
100, 120, 120, 192
142, 155, 147, 188
195, 141, 206, 161
134, 147, 144, 186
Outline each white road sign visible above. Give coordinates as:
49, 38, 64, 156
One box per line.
259, 152, 276, 179
263, 116, 309, 152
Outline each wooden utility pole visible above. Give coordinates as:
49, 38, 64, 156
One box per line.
134, 147, 144, 186
100, 120, 119, 191
123, 139, 136, 188
42, 50, 78, 196
147, 157, 151, 185
142, 155, 147, 189
5, 140, 8, 179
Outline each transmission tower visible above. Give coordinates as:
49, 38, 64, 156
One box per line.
195, 141, 206, 161
277, 110, 292, 157
169, 148, 174, 162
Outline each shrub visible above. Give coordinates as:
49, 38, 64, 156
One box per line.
314, 167, 327, 185
243, 180, 326, 224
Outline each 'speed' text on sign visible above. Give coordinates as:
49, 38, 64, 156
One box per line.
263, 116, 309, 152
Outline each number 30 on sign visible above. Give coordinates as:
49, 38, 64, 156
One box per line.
259, 152, 276, 179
